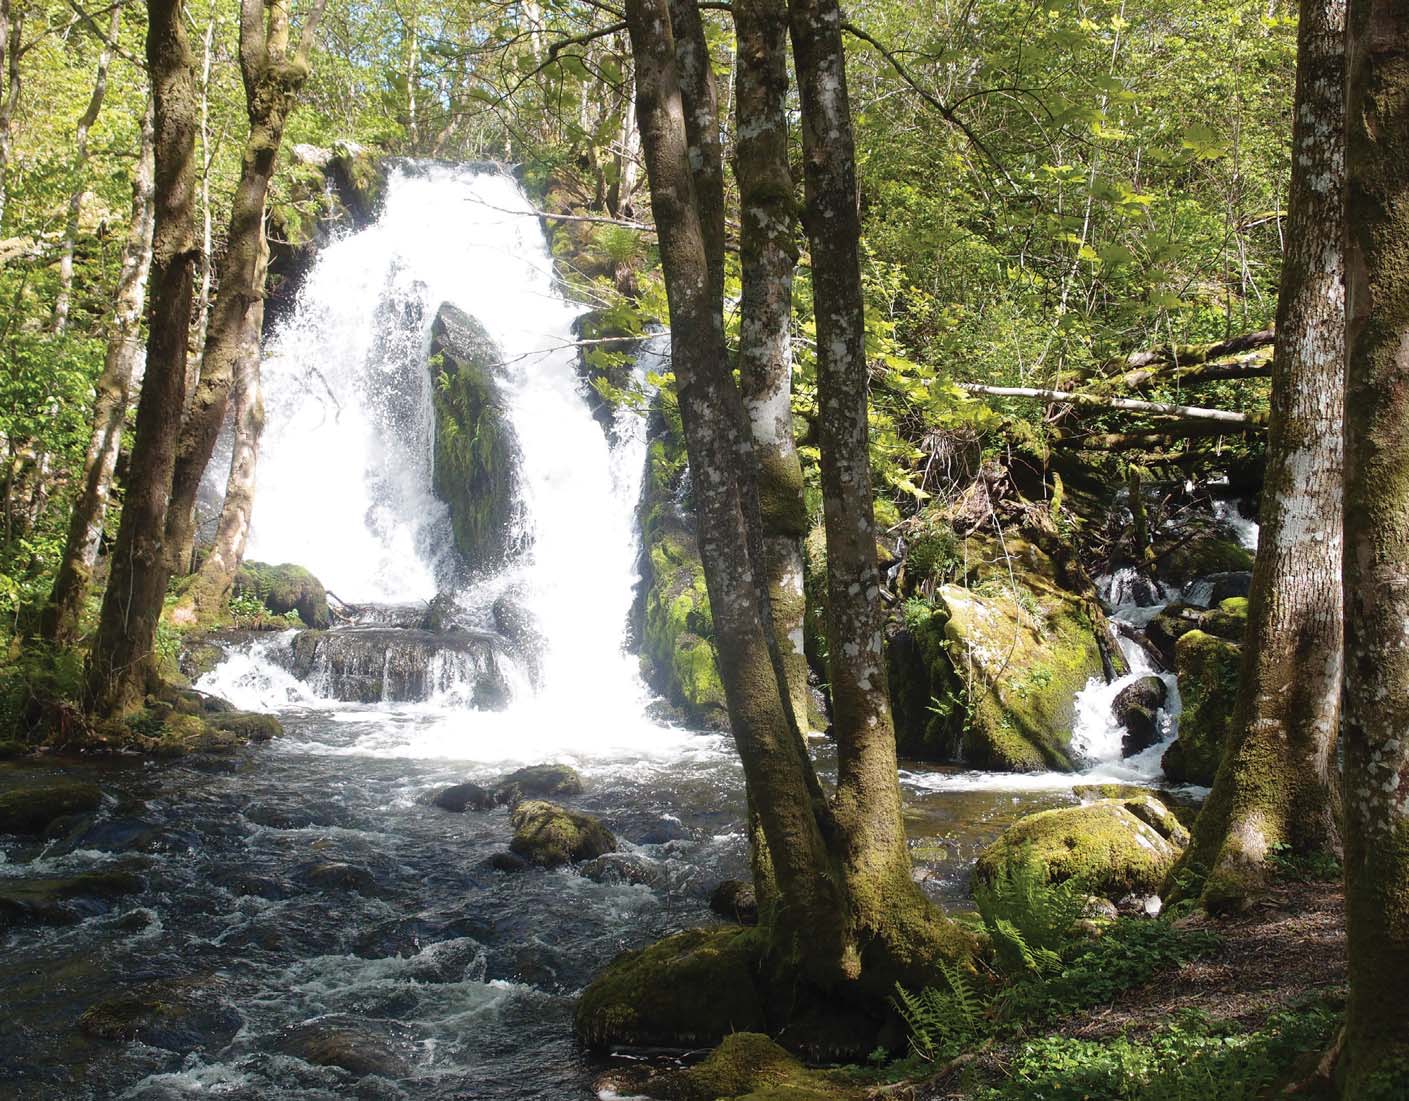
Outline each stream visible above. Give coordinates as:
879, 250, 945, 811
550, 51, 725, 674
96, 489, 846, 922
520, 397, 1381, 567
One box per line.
0, 166, 1227, 1099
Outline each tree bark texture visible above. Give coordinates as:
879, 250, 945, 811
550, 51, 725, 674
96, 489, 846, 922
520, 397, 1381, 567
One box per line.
1341, 0, 1409, 1093
84, 0, 199, 717
52, 0, 125, 334
0, 0, 20, 231
733, 0, 810, 729
788, 0, 969, 991
41, 104, 157, 647
163, 0, 323, 576
625, 0, 853, 986
1172, 0, 1345, 912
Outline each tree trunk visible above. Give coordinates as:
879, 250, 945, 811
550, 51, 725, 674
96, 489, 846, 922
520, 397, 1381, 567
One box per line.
1341, 0, 1409, 1092
624, 0, 852, 987
84, 0, 199, 717
52, 0, 124, 334
163, 0, 322, 577
40, 104, 157, 647
789, 0, 970, 991
172, 267, 265, 623
733, 0, 810, 729
1170, 0, 1345, 913
0, 1, 21, 231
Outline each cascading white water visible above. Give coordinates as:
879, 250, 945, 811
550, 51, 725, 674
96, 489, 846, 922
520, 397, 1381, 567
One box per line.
200, 166, 709, 765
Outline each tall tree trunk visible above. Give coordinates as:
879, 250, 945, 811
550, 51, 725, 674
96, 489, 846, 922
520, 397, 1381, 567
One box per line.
1170, 0, 1345, 913
1341, 1, 1409, 1092
40, 104, 157, 647
84, 0, 199, 717
163, 0, 324, 578
624, 0, 852, 986
733, 0, 810, 729
173, 258, 265, 622
52, 0, 125, 334
0, 1, 21, 231
789, 0, 968, 985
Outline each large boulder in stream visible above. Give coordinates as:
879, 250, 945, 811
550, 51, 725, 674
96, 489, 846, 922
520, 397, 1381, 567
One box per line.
976, 795, 1189, 900
0, 779, 101, 835
283, 627, 512, 706
1112, 675, 1168, 757
232, 561, 330, 628
633, 389, 729, 728
429, 304, 522, 571
1162, 628, 1243, 786
886, 530, 1118, 771
509, 800, 615, 867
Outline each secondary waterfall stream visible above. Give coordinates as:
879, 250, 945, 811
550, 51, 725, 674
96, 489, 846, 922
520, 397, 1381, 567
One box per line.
2, 166, 1223, 1099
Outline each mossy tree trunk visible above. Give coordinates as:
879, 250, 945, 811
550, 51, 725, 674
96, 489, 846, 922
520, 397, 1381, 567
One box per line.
1341, 1, 1409, 1093
624, 0, 972, 1015
40, 104, 156, 647
788, 0, 972, 988
84, 0, 200, 716
625, 0, 853, 987
1169, 0, 1345, 913
163, 0, 326, 575
734, 0, 811, 730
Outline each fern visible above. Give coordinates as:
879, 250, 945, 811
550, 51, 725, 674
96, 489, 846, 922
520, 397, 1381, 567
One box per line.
973, 845, 1089, 977
893, 964, 989, 1062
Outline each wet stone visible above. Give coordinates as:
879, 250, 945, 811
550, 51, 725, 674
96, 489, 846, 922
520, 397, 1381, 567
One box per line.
0, 868, 146, 927
275, 1019, 413, 1078
304, 862, 380, 895
432, 781, 496, 813
492, 763, 583, 804
709, 879, 758, 925
78, 977, 243, 1054
0, 780, 103, 835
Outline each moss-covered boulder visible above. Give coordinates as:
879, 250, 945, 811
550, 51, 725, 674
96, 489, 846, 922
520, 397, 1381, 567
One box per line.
1146, 602, 1204, 667
1112, 675, 1168, 756
429, 304, 522, 571
575, 926, 766, 1050
887, 532, 1112, 770
78, 977, 243, 1053
0, 868, 145, 926
659, 1032, 858, 1101
1153, 526, 1254, 584
634, 390, 728, 727
0, 779, 101, 834
493, 763, 583, 804
232, 561, 330, 628
1199, 596, 1249, 642
509, 800, 616, 867
1162, 629, 1242, 786
975, 795, 1189, 899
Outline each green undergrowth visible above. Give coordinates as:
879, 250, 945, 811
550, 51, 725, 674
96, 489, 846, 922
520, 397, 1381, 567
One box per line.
975, 998, 1341, 1101
895, 850, 1221, 1063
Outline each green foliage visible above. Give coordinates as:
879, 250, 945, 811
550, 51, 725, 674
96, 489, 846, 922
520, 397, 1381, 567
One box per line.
893, 962, 990, 1062
977, 999, 1341, 1101
973, 846, 1088, 976
1267, 842, 1342, 884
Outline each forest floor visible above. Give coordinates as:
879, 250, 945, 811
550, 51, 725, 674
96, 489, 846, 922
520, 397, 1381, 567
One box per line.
917, 878, 1347, 1099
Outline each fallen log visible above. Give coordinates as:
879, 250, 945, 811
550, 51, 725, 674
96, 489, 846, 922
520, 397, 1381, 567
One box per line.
958, 383, 1257, 425
1117, 347, 1274, 391
1057, 419, 1263, 450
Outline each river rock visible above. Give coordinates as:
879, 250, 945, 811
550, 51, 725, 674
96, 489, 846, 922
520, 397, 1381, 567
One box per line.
304, 861, 380, 895
493, 763, 583, 804
432, 781, 496, 813
887, 531, 1114, 771
79, 977, 242, 1053
575, 927, 766, 1051
708, 879, 758, 926
276, 1019, 412, 1078
1162, 629, 1242, 786
508, 800, 615, 867
1153, 525, 1254, 586
1208, 571, 1253, 603
1112, 675, 1167, 756
578, 852, 666, 888
430, 304, 522, 571
975, 795, 1188, 900
1199, 595, 1249, 642
285, 627, 512, 707
484, 851, 530, 873
0, 780, 102, 835
0, 868, 145, 927
1146, 602, 1203, 667
233, 561, 330, 628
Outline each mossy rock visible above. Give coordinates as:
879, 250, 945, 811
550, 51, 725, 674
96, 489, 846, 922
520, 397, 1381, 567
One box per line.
888, 532, 1107, 771
0, 779, 101, 835
79, 977, 242, 1053
575, 926, 766, 1050
493, 763, 583, 804
0, 868, 145, 927
1161, 629, 1242, 786
205, 711, 281, 743
975, 795, 1189, 899
634, 391, 729, 727
327, 140, 386, 226
1146, 602, 1204, 667
509, 800, 616, 867
1198, 596, 1249, 642
1154, 528, 1254, 584
429, 304, 522, 571
233, 561, 330, 628
659, 1032, 858, 1101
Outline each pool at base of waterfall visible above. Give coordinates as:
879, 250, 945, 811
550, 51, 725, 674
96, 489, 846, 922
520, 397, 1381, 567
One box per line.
0, 710, 1114, 1100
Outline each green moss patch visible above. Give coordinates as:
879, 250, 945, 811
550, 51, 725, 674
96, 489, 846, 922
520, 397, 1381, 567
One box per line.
1161, 630, 1241, 786
508, 800, 616, 867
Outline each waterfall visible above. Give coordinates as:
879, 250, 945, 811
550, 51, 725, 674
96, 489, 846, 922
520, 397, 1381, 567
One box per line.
199, 165, 691, 764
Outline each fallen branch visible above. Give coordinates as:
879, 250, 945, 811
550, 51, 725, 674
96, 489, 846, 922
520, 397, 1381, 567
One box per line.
1112, 328, 1275, 371
1058, 419, 1263, 450
958, 383, 1257, 425
1118, 347, 1274, 391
